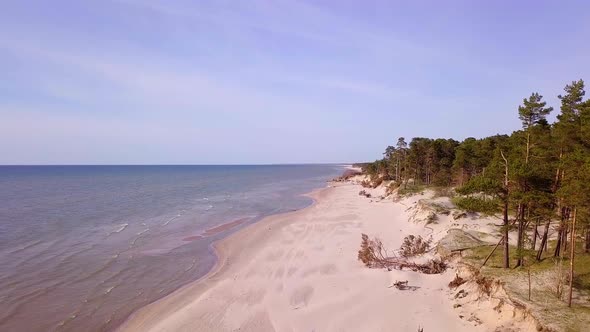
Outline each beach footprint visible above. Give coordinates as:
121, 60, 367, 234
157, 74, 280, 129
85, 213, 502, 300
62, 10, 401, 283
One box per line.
265, 249, 284, 261
289, 285, 314, 308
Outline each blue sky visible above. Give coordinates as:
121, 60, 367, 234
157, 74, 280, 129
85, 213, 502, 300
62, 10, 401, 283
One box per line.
1, 0, 589, 164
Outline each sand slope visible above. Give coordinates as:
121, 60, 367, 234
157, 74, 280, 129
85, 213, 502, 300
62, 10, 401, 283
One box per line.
120, 183, 522, 332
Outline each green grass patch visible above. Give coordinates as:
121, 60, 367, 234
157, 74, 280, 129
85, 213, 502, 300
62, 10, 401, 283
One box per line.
463, 244, 532, 269
431, 186, 456, 198
397, 184, 426, 197
463, 243, 590, 331
464, 243, 590, 292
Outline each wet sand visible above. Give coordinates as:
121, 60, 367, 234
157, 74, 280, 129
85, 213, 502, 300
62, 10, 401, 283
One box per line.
201, 218, 249, 236
182, 218, 248, 242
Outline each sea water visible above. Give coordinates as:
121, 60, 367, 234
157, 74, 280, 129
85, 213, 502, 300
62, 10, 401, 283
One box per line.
0, 165, 343, 331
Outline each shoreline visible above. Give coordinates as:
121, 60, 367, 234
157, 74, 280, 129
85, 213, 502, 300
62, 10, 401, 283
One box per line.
117, 185, 327, 331
119, 181, 533, 331
0, 165, 344, 332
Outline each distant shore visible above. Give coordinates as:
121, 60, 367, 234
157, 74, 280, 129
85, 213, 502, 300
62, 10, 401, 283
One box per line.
119, 180, 535, 331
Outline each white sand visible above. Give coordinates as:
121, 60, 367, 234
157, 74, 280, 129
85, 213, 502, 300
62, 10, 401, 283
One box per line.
119, 182, 532, 332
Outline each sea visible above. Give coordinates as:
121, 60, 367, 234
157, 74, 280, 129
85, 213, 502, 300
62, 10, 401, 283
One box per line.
0, 164, 344, 331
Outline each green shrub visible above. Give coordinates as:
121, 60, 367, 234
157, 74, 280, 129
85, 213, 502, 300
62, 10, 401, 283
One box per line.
397, 184, 426, 197
452, 196, 499, 215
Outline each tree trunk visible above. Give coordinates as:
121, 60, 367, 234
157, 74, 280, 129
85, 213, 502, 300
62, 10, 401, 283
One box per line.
537, 219, 551, 261
503, 201, 510, 269
531, 218, 539, 250
563, 224, 569, 252
481, 236, 503, 269
585, 226, 590, 254
561, 208, 570, 255
544, 238, 548, 253
554, 228, 562, 257
516, 204, 526, 267
525, 132, 530, 164
554, 207, 570, 257
395, 156, 399, 183
500, 150, 510, 269
568, 207, 576, 307
551, 149, 562, 192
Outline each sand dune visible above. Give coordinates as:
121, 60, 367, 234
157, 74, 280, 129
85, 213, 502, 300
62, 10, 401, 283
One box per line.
119, 182, 533, 332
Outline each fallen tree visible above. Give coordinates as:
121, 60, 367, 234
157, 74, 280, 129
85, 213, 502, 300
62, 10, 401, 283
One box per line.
399, 235, 431, 257
358, 234, 448, 274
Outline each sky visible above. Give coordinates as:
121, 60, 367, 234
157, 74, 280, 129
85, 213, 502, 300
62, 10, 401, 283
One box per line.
1, 0, 589, 165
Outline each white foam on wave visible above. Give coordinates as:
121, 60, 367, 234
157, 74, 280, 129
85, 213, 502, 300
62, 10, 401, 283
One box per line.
7, 239, 43, 254
57, 313, 78, 327
163, 216, 177, 226
185, 258, 197, 272
107, 223, 128, 237
130, 228, 150, 246
162, 211, 184, 226
115, 224, 128, 233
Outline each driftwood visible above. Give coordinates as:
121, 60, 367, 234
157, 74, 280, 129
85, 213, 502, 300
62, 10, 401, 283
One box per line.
389, 280, 420, 291
392, 280, 408, 289
358, 190, 371, 198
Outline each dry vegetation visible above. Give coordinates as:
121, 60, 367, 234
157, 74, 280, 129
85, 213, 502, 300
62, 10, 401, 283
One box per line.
360, 177, 383, 189
448, 274, 466, 289
385, 182, 399, 196
399, 235, 431, 258
357, 234, 447, 274
473, 272, 499, 296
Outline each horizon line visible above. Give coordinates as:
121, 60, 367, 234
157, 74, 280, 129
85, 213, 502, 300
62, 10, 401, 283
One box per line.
0, 163, 359, 167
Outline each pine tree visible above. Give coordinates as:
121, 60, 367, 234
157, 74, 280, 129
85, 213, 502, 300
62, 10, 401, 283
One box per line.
514, 93, 553, 266
362, 78, 589, 279
396, 137, 408, 186
518, 92, 553, 164
553, 80, 586, 257
455, 145, 512, 268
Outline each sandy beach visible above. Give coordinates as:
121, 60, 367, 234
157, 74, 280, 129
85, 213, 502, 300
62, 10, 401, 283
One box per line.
119, 181, 534, 332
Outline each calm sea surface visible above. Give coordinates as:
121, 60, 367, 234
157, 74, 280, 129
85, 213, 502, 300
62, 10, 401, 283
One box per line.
0, 165, 343, 331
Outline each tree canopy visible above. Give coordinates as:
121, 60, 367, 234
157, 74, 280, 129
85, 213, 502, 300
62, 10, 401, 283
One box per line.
362, 79, 590, 270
